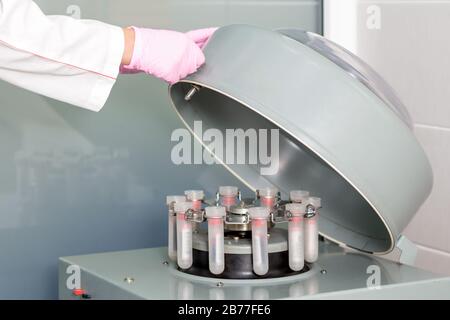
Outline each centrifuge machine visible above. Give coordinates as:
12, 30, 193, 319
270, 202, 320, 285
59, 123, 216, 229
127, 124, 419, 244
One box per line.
58, 25, 450, 300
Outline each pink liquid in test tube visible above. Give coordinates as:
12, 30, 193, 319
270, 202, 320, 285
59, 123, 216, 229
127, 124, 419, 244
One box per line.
248, 207, 270, 276
260, 197, 275, 207
304, 197, 321, 263
175, 201, 194, 269
205, 206, 226, 275
285, 203, 306, 271
192, 200, 202, 210
219, 186, 238, 207
258, 187, 278, 209
185, 190, 204, 210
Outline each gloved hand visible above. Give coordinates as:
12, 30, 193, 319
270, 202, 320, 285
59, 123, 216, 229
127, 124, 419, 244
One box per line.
120, 27, 217, 84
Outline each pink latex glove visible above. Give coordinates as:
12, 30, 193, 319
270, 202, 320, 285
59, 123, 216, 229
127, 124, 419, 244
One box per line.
185, 28, 217, 49
120, 27, 217, 84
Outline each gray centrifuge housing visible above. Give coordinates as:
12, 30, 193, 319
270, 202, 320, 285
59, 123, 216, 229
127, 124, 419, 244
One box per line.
169, 24, 433, 255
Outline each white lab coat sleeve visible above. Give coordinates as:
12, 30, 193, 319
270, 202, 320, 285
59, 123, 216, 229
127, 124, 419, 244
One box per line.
0, 0, 124, 111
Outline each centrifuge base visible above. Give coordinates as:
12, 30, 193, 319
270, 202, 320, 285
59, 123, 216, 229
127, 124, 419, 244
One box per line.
58, 241, 450, 300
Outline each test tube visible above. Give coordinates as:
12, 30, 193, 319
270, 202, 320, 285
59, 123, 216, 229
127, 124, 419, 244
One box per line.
205, 206, 226, 275
175, 201, 194, 269
185, 190, 204, 210
290, 190, 310, 203
166, 195, 186, 261
219, 186, 238, 207
258, 187, 278, 208
304, 197, 321, 263
248, 207, 270, 276
285, 203, 306, 271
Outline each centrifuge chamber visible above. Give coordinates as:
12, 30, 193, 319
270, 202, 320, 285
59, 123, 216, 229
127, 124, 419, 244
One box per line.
168, 24, 433, 255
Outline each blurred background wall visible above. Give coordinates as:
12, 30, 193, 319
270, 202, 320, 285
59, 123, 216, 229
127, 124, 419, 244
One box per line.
0, 0, 322, 299
324, 0, 450, 276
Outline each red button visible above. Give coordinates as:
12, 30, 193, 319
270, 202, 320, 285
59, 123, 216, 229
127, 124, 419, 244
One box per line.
72, 289, 86, 296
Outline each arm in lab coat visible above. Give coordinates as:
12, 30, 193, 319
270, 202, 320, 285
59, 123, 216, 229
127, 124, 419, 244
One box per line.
0, 0, 125, 111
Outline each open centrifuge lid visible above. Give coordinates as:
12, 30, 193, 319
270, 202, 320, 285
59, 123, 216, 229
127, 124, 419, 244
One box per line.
168, 25, 433, 254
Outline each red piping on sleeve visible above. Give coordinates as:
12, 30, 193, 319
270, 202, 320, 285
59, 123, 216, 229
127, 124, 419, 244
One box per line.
0, 38, 117, 80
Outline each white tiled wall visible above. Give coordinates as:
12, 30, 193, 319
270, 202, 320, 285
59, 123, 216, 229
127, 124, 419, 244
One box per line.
324, 0, 450, 275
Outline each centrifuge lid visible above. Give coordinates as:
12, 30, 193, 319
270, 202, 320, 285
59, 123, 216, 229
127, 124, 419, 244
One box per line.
169, 25, 433, 254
